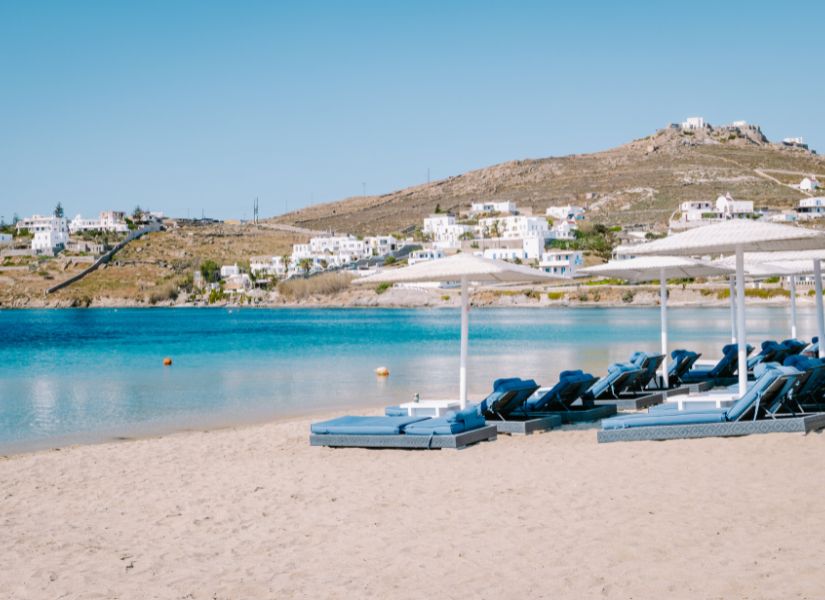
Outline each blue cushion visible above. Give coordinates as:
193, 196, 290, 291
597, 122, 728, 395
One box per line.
311, 415, 429, 435
384, 405, 407, 417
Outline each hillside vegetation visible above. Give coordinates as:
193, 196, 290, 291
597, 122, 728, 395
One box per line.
274, 125, 825, 235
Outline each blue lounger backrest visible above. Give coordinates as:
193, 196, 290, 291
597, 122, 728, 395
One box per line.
523, 370, 597, 411
747, 340, 782, 370
480, 378, 539, 416
628, 352, 665, 390
781, 339, 807, 358
582, 362, 641, 401
669, 349, 700, 382
724, 363, 793, 421
710, 343, 754, 378
784, 355, 825, 403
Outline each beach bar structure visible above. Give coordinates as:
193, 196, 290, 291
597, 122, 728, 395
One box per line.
629, 221, 825, 396
580, 256, 735, 388
355, 253, 561, 408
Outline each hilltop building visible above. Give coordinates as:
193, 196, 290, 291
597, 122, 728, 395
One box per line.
681, 116, 706, 131
69, 211, 129, 233
422, 214, 471, 250
468, 201, 517, 216
800, 177, 820, 192
18, 215, 70, 254
546, 205, 585, 221
676, 193, 754, 227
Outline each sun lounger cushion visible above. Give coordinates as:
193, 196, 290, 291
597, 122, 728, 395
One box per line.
385, 405, 407, 417
522, 370, 596, 411
311, 415, 429, 435
404, 405, 486, 435
480, 378, 539, 415
582, 362, 641, 400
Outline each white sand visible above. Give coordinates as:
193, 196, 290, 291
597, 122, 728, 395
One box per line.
2, 416, 825, 599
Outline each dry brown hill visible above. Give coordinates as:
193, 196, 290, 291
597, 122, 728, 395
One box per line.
274, 125, 825, 235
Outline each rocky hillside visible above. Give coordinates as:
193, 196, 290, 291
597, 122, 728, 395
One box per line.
274, 124, 825, 235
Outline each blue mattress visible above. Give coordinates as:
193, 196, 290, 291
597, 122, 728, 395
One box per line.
311, 415, 429, 435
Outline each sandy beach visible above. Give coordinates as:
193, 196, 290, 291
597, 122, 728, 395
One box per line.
3, 414, 825, 599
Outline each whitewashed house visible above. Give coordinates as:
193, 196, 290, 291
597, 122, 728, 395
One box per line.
408, 248, 444, 265
364, 235, 398, 256
250, 256, 288, 277
469, 200, 517, 216
422, 214, 471, 249
800, 177, 820, 192
477, 215, 549, 240
220, 264, 241, 278
69, 211, 129, 233
24, 215, 69, 254
715, 193, 753, 219
546, 205, 585, 221
681, 116, 706, 130
539, 250, 583, 278
797, 197, 825, 218
547, 220, 576, 241
678, 200, 715, 223
482, 247, 526, 262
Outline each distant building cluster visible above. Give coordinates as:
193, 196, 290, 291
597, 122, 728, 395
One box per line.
12, 209, 163, 255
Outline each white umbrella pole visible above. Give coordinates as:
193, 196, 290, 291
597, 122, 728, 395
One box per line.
736, 246, 748, 397
790, 276, 797, 340
815, 260, 825, 359
660, 268, 669, 388
729, 276, 737, 343
459, 275, 469, 408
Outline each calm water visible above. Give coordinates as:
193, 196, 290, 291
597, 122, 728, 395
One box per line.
0, 306, 814, 453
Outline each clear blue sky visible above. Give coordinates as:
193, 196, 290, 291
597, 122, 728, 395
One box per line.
1, 0, 823, 221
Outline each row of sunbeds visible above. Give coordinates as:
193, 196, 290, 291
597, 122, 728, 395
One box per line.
310, 337, 825, 449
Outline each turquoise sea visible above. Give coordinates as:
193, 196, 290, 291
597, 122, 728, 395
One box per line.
0, 306, 815, 453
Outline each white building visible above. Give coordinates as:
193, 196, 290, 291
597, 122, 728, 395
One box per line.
220, 264, 241, 278
250, 256, 288, 277
422, 214, 471, 249
679, 200, 714, 222
715, 193, 753, 218
539, 250, 583, 278
69, 211, 129, 233
547, 220, 576, 241
364, 235, 398, 256
408, 248, 444, 265
469, 201, 517, 216
797, 197, 825, 218
546, 205, 585, 221
0, 233, 11, 246
482, 247, 526, 262
681, 116, 706, 131
24, 215, 70, 254
800, 177, 820, 192
477, 215, 549, 240
783, 137, 805, 146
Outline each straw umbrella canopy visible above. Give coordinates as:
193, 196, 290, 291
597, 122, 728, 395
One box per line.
580, 256, 734, 387
628, 220, 825, 396
354, 253, 563, 408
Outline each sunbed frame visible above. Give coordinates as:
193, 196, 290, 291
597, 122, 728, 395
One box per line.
597, 413, 825, 443
485, 414, 562, 435
595, 381, 713, 410
310, 424, 498, 449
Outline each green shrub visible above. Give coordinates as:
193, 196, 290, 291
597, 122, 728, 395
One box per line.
441, 294, 450, 301
523, 289, 540, 300
764, 276, 780, 284
383, 256, 396, 265
547, 291, 564, 300
375, 282, 391, 295
585, 278, 626, 286
622, 290, 635, 303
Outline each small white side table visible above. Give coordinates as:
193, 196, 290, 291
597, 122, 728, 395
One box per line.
398, 399, 461, 418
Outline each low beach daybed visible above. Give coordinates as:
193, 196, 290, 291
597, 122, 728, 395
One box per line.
598, 363, 825, 443
310, 407, 497, 449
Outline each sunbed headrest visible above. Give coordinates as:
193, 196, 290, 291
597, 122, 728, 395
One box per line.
760, 340, 781, 352
444, 405, 486, 429
560, 369, 584, 380
753, 362, 799, 379
492, 378, 537, 392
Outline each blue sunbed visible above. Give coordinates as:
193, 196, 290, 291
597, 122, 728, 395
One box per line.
310, 406, 497, 449
628, 351, 666, 391
746, 340, 783, 371
680, 343, 753, 385
581, 362, 643, 401
602, 363, 799, 431
668, 349, 701, 386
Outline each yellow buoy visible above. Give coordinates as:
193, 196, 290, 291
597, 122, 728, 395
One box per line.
375, 366, 389, 377
163, 357, 173, 366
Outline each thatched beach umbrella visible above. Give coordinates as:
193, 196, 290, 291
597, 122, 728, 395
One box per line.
355, 253, 562, 408
580, 256, 734, 387
628, 220, 825, 396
